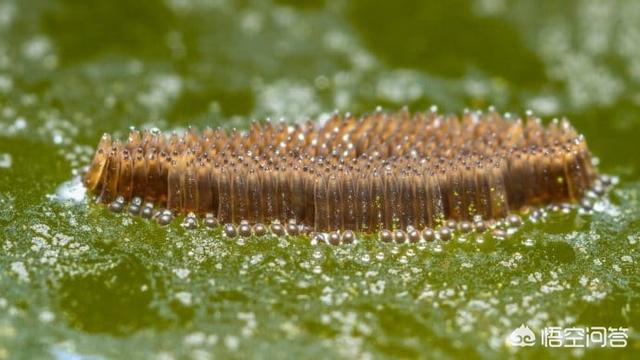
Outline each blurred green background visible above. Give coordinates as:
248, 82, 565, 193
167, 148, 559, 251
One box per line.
0, 0, 639, 359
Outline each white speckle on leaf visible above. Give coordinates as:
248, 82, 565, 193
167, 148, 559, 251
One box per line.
0, 153, 11, 168
31, 224, 51, 238
183, 332, 206, 346
175, 292, 193, 306
48, 176, 86, 203
10, 261, 29, 282
238, 312, 256, 337
255, 80, 320, 122
173, 268, 191, 279
22, 36, 52, 60
224, 335, 239, 351
0, 74, 12, 93
369, 280, 385, 295
527, 95, 560, 115
240, 11, 263, 33
39, 310, 55, 323
138, 74, 183, 113
376, 70, 424, 103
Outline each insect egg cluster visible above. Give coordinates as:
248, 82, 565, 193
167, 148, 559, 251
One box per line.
84, 108, 606, 244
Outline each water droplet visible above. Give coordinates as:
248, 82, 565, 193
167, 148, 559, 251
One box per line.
492, 229, 506, 240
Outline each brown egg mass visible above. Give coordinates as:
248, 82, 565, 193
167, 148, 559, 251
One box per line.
84, 109, 598, 233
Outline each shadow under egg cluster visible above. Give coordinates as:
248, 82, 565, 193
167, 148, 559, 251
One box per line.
84, 107, 605, 244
